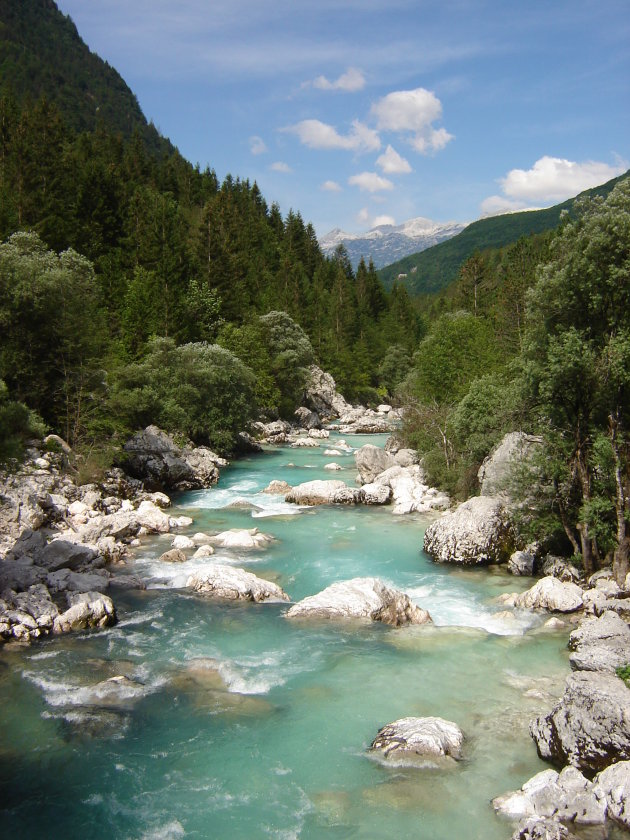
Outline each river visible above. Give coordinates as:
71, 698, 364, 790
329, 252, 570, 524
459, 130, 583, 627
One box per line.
0, 433, 577, 839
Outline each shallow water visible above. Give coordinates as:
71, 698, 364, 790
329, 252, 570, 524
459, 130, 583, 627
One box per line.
0, 434, 584, 839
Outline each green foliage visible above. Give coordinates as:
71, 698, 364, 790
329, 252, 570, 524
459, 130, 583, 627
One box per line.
379, 170, 629, 295
616, 664, 630, 686
0, 379, 45, 463
112, 338, 257, 453
377, 345, 413, 398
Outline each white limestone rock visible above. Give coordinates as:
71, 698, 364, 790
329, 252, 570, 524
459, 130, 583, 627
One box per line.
354, 444, 395, 484
53, 591, 116, 633
568, 610, 630, 672
207, 528, 273, 550
286, 577, 431, 627
186, 565, 289, 603
369, 716, 463, 762
595, 760, 630, 829
514, 577, 584, 613
423, 496, 514, 565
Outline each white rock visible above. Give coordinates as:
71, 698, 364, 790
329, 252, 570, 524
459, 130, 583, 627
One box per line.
186, 565, 289, 602
192, 545, 214, 558
208, 528, 273, 550
514, 577, 584, 613
135, 500, 171, 533
370, 716, 463, 761
286, 577, 431, 627
171, 535, 195, 550
595, 760, 630, 829
423, 496, 513, 564
324, 463, 342, 471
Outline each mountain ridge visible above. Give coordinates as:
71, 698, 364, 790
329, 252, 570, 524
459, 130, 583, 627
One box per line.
319, 216, 467, 269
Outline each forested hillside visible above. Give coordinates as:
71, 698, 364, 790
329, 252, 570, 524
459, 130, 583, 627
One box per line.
0, 1, 419, 462
379, 170, 629, 295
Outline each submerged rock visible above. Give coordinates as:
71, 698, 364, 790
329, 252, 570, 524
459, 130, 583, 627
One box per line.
369, 716, 463, 762
530, 671, 630, 772
423, 496, 514, 565
286, 577, 431, 627
186, 565, 289, 603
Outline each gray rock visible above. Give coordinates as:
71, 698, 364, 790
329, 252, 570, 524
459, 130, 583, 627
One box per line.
158, 549, 187, 563
530, 671, 630, 771
493, 765, 607, 825
53, 591, 116, 633
285, 479, 352, 506
123, 425, 225, 491
369, 716, 463, 762
39, 540, 99, 572
542, 555, 581, 583
374, 465, 449, 514
595, 760, 630, 829
46, 568, 110, 594
423, 496, 514, 565
186, 565, 289, 603
286, 577, 431, 627
294, 406, 321, 430
360, 483, 392, 505
514, 577, 584, 613
510, 817, 579, 840
354, 444, 395, 484
262, 480, 292, 495
208, 528, 273, 550
393, 448, 419, 468
478, 431, 541, 499
509, 549, 536, 576
568, 611, 630, 672
304, 365, 352, 418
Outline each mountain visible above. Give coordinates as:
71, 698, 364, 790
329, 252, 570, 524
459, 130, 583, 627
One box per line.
379, 171, 630, 294
319, 216, 466, 269
0, 0, 170, 155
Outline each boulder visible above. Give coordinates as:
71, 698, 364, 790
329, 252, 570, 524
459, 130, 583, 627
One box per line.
568, 611, 630, 672
207, 528, 273, 550
542, 555, 581, 583
262, 480, 292, 495
38, 539, 99, 572
595, 760, 630, 829
186, 565, 289, 603
324, 463, 342, 471
360, 483, 392, 505
393, 448, 419, 468
509, 549, 536, 576
0, 584, 59, 641
135, 500, 172, 533
304, 365, 352, 418
530, 671, 630, 772
369, 716, 463, 762
374, 465, 449, 514
354, 444, 395, 484
514, 577, 584, 613
285, 480, 354, 506
294, 406, 322, 430
478, 431, 541, 499
53, 591, 116, 634
159, 548, 187, 563
493, 766, 607, 825
423, 496, 514, 565
286, 577, 431, 627
46, 568, 110, 594
340, 417, 392, 434
123, 425, 225, 491
510, 817, 580, 840
171, 535, 195, 550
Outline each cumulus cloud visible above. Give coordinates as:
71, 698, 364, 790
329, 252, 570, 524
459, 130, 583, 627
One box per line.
376, 144, 412, 174
321, 180, 342, 192
270, 161, 292, 173
313, 67, 365, 92
357, 207, 371, 224
348, 171, 394, 192
249, 135, 267, 155
373, 214, 396, 227
371, 87, 453, 154
285, 118, 380, 153
481, 156, 628, 215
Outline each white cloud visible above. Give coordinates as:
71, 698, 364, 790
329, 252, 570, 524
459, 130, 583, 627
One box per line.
376, 144, 412, 174
270, 161, 292, 173
321, 180, 342, 192
357, 207, 370, 224
348, 171, 394, 192
500, 156, 627, 202
249, 135, 267, 155
481, 155, 629, 215
373, 214, 396, 227
371, 87, 453, 154
313, 67, 366, 92
285, 118, 380, 152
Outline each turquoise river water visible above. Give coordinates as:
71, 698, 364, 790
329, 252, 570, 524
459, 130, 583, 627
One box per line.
0, 433, 588, 839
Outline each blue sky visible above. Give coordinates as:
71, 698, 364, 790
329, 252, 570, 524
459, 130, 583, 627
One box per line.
56, 0, 629, 236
